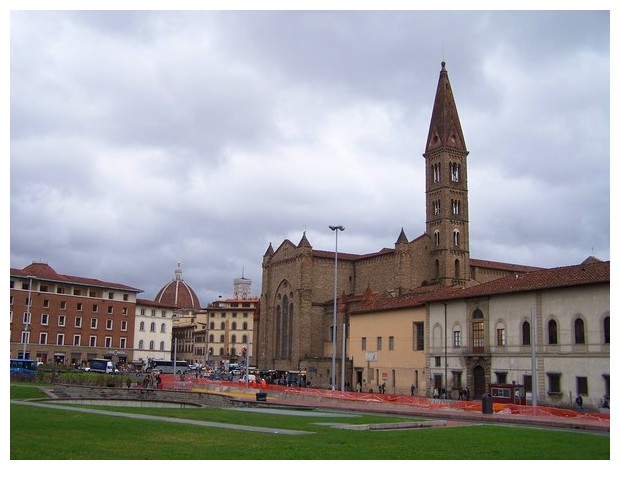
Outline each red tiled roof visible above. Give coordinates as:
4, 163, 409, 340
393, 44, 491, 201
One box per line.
470, 258, 540, 272
11, 262, 142, 292
348, 259, 609, 313
452, 260, 609, 299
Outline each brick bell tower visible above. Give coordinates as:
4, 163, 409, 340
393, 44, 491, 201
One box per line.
423, 62, 470, 285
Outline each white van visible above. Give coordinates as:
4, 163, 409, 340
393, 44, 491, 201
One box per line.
238, 374, 256, 383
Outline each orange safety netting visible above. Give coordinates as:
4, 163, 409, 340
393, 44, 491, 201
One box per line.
161, 375, 609, 423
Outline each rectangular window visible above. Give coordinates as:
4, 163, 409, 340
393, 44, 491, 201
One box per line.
39, 332, 47, 345
122, 307, 128, 315
73, 335, 81, 346
123, 294, 128, 301
161, 311, 167, 318
23, 312, 31, 324
21, 331, 30, 344
121, 320, 127, 331
547, 373, 561, 394
106, 319, 113, 330
453, 330, 461, 347
414, 322, 424, 351
120, 337, 127, 348
389, 336, 394, 350
496, 328, 506, 346
107, 306, 114, 314
89, 336, 97, 347
377, 337, 382, 351
43, 299, 50, 308
90, 318, 98, 329
57, 286, 64, 294
41, 314, 49, 325
108, 292, 114, 300
495, 371, 507, 384
40, 285, 49, 292
76, 302, 83, 311
434, 356, 441, 367
75, 317, 82, 328
73, 288, 81, 296
453, 371, 462, 389
576, 377, 588, 395
92, 304, 98, 313
58, 315, 66, 327
104, 337, 112, 348
523, 374, 532, 393
361, 337, 367, 351
60, 301, 66, 310
57, 333, 65, 346
140, 308, 146, 316
88, 290, 97, 298
472, 321, 485, 353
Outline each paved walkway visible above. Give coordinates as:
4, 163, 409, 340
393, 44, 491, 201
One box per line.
10, 400, 311, 435
260, 394, 610, 433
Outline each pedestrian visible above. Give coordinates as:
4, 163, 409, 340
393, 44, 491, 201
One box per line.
576, 394, 584, 411
356, 382, 361, 393
411, 384, 416, 396
433, 387, 439, 398
381, 382, 386, 394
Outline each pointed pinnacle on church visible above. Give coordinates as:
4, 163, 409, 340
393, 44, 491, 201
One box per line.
425, 61, 467, 153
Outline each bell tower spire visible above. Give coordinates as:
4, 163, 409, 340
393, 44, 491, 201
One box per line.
424, 62, 470, 286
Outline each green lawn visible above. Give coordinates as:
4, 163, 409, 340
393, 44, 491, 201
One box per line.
10, 384, 610, 460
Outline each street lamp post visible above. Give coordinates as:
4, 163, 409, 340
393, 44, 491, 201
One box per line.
329, 225, 344, 391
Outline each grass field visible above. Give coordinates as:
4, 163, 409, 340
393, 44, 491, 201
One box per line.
10, 384, 610, 461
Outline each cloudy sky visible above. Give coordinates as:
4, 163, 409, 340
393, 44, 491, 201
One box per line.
7, 5, 612, 305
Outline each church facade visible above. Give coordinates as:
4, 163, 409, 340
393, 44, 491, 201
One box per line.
257, 63, 537, 387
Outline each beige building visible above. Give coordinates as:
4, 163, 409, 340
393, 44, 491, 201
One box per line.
132, 298, 176, 369
204, 277, 260, 369
427, 258, 610, 408
347, 289, 435, 395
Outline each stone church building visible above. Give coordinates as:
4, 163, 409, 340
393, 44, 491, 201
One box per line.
257, 63, 537, 387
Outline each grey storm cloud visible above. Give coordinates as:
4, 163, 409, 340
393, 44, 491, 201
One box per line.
9, 8, 611, 305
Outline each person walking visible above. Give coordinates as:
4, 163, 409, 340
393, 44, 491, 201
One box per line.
411, 384, 416, 396
576, 394, 584, 411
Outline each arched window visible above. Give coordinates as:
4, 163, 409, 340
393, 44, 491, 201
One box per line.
160, 323, 166, 333
454, 259, 460, 279
453, 230, 460, 246
230, 347, 236, 356
219, 347, 224, 356
574, 318, 585, 344
150, 322, 156, 332
220, 334, 225, 343
220, 322, 225, 330
139, 321, 145, 332
149, 340, 154, 350
210, 322, 215, 330
434, 231, 440, 247
231, 334, 237, 344
138, 340, 144, 349
232, 322, 237, 330
472, 309, 484, 319
522, 321, 531, 346
548, 319, 558, 345
209, 334, 214, 342
243, 321, 248, 330
159, 341, 165, 351
242, 334, 248, 343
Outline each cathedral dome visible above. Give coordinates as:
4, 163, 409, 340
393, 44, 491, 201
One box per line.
154, 263, 201, 311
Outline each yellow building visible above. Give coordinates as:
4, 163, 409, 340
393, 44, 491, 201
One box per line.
348, 286, 453, 395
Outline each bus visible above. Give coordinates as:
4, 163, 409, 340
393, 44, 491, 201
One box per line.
10, 358, 38, 378
146, 359, 189, 375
